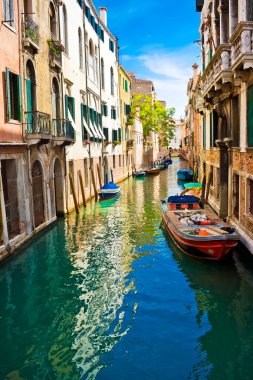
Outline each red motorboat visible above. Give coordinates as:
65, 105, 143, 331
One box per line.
160, 195, 239, 260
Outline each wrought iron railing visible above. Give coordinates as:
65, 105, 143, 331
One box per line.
25, 15, 39, 46
53, 119, 76, 141
5, 199, 20, 239
25, 111, 52, 135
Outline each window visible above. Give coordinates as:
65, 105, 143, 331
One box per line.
5, 69, 22, 122
100, 28, 104, 42
203, 115, 206, 148
95, 47, 98, 82
111, 107, 116, 120
65, 94, 75, 121
89, 40, 95, 81
3, 0, 14, 27
78, 28, 83, 69
102, 104, 108, 117
62, 5, 68, 53
109, 39, 114, 52
110, 67, 114, 95
101, 58, 105, 90
232, 95, 240, 147
49, 2, 57, 37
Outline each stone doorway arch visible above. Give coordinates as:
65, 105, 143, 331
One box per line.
32, 160, 45, 228
54, 158, 64, 215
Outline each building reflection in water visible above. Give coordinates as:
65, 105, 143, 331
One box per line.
170, 242, 253, 379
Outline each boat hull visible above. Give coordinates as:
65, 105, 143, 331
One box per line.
133, 172, 146, 177
146, 168, 160, 175
98, 188, 121, 200
160, 201, 239, 260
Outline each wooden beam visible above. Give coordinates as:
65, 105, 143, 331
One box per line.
201, 174, 206, 204
97, 164, 102, 188
90, 166, 98, 201
69, 173, 79, 213
78, 170, 86, 207
205, 171, 212, 204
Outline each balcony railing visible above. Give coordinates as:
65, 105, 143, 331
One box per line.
24, 15, 39, 47
48, 33, 63, 68
25, 111, 52, 135
53, 119, 76, 141
230, 21, 253, 70
201, 44, 232, 96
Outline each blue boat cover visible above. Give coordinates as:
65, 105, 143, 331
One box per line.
177, 169, 193, 175
101, 181, 119, 190
167, 195, 200, 203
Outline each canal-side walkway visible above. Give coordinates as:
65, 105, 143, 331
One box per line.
1, 158, 253, 380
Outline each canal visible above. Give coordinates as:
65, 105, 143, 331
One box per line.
1, 158, 253, 380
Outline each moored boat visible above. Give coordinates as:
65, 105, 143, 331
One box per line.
133, 171, 146, 178
177, 169, 193, 181
98, 182, 121, 199
146, 168, 160, 175
160, 195, 239, 260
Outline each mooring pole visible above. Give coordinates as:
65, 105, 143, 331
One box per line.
69, 173, 79, 213
78, 170, 86, 207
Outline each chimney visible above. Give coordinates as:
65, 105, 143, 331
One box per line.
192, 63, 199, 80
99, 7, 107, 26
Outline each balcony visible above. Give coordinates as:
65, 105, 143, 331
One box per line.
23, 16, 39, 53
126, 139, 134, 150
230, 21, 253, 71
201, 44, 232, 97
48, 33, 63, 70
53, 119, 76, 145
25, 111, 52, 145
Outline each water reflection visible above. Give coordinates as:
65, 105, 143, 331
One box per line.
172, 246, 253, 379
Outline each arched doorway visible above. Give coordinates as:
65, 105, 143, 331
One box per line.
26, 61, 36, 133
52, 78, 60, 120
32, 160, 45, 228
54, 158, 64, 215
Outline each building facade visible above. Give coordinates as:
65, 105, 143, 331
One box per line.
196, 0, 253, 253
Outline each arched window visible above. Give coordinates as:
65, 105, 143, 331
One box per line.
52, 78, 60, 119
49, 2, 57, 38
110, 67, 114, 95
78, 28, 83, 69
101, 58, 105, 90
89, 39, 95, 81
62, 4, 68, 53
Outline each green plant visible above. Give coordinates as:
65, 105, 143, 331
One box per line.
26, 26, 37, 43
47, 38, 63, 58
113, 140, 121, 146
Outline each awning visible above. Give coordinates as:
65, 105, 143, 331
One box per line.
68, 112, 79, 133
88, 121, 99, 138
98, 126, 106, 140
82, 117, 94, 137
93, 123, 103, 139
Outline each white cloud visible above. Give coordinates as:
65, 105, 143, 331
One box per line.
122, 45, 200, 118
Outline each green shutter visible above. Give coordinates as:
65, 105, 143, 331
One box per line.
5, 68, 11, 120
104, 104, 108, 117
83, 104, 88, 121
103, 127, 109, 140
68, 97, 75, 121
118, 128, 122, 141
65, 94, 69, 119
17, 75, 22, 121
248, 86, 253, 147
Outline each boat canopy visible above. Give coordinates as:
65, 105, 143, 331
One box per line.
177, 169, 193, 175
167, 195, 200, 204
100, 182, 119, 190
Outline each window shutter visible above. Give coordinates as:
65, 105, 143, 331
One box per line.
68, 97, 75, 121
65, 94, 69, 119
103, 127, 109, 140
118, 128, 122, 141
248, 86, 253, 147
125, 104, 131, 115
17, 75, 22, 121
100, 29, 104, 42
5, 68, 11, 120
103, 104, 108, 117
83, 104, 88, 121
113, 109, 116, 120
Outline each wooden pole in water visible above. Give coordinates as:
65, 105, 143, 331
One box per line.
205, 171, 212, 204
91, 166, 98, 201
69, 173, 79, 213
97, 164, 102, 188
201, 174, 206, 205
78, 170, 86, 207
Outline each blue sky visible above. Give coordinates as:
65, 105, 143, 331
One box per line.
93, 0, 201, 118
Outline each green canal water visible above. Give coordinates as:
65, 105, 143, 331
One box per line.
1, 158, 253, 380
